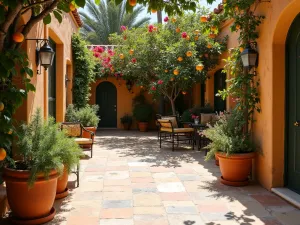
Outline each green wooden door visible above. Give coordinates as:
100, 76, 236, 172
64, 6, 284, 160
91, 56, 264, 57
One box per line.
286, 14, 300, 194
96, 82, 117, 127
214, 69, 226, 112
48, 39, 56, 119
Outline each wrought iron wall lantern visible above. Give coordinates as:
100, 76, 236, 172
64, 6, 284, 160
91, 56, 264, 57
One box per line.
241, 42, 258, 70
126, 80, 134, 93
26, 38, 55, 74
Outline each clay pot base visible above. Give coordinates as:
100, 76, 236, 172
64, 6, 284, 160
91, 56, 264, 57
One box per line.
215, 159, 219, 166
220, 176, 249, 187
11, 207, 56, 225
55, 188, 69, 200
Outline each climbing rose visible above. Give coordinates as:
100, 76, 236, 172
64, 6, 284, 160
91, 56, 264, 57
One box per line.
164, 16, 169, 22
181, 32, 187, 38
148, 24, 154, 32
131, 58, 137, 63
151, 86, 156, 90
121, 26, 127, 31
157, 80, 163, 84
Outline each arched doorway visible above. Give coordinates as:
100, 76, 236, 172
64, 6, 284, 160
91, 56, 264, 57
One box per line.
214, 69, 226, 112
96, 82, 117, 128
285, 14, 300, 194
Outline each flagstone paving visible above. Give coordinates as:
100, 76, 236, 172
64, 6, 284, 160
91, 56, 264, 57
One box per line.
2, 130, 300, 225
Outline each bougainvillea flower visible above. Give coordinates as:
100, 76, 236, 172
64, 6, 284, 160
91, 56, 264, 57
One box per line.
121, 26, 127, 31
95, 46, 104, 53
157, 80, 163, 84
181, 32, 187, 38
93, 52, 100, 58
151, 86, 156, 90
148, 24, 154, 32
131, 58, 137, 63
108, 49, 114, 56
164, 16, 169, 22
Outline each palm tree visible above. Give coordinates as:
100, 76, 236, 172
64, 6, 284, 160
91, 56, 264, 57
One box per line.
80, 0, 151, 45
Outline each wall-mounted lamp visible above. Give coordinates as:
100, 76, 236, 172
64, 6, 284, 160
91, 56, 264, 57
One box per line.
126, 80, 133, 93
241, 42, 258, 69
26, 38, 55, 74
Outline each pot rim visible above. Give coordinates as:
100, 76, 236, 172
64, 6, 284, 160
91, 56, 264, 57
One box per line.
216, 151, 256, 159
83, 126, 97, 129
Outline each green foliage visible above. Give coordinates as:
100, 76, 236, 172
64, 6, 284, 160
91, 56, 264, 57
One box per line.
72, 34, 96, 108
191, 105, 214, 115
133, 100, 153, 122
203, 111, 255, 160
120, 114, 133, 124
66, 104, 100, 127
80, 0, 151, 45
181, 109, 192, 123
11, 109, 65, 187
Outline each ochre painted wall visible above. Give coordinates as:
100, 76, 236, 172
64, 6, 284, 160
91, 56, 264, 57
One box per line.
90, 78, 159, 129
14, 12, 79, 124
203, 0, 300, 191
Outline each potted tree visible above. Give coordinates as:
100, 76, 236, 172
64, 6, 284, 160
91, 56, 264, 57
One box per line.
133, 103, 153, 132
120, 114, 133, 130
181, 109, 193, 128
55, 132, 82, 199
2, 109, 64, 224
203, 111, 255, 186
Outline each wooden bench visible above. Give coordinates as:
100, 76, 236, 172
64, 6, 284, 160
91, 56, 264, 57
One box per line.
61, 122, 95, 187
157, 119, 195, 151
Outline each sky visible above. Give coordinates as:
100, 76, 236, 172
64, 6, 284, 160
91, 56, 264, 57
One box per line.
140, 0, 221, 23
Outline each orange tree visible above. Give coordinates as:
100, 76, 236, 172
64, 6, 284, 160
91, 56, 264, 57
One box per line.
109, 11, 227, 114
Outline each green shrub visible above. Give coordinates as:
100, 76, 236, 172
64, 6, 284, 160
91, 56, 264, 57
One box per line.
203, 111, 255, 161
181, 109, 192, 123
65, 104, 77, 123
13, 109, 64, 186
120, 114, 133, 124
66, 104, 100, 127
133, 104, 153, 122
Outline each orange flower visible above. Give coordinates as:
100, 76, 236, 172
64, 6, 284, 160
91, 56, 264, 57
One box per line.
186, 51, 193, 57
119, 54, 125, 59
196, 64, 204, 71
176, 27, 181, 33
200, 16, 208, 22
177, 57, 183, 62
173, 69, 179, 75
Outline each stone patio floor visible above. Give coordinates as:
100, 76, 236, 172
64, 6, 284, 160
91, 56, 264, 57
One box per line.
5, 130, 300, 225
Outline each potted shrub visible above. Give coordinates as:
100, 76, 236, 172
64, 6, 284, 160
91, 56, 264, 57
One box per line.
55, 132, 82, 199
203, 111, 255, 186
120, 114, 133, 130
133, 103, 153, 132
181, 109, 193, 128
2, 109, 63, 224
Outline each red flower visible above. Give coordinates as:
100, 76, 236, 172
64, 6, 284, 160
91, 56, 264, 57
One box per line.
121, 26, 127, 32
108, 49, 114, 56
131, 58, 137, 63
181, 32, 187, 38
151, 86, 156, 90
164, 16, 169, 22
93, 52, 100, 58
96, 46, 104, 53
148, 24, 154, 32
123, 35, 127, 40
157, 80, 163, 84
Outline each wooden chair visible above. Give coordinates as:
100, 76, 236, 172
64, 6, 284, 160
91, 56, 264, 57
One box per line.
61, 122, 95, 187
157, 119, 195, 151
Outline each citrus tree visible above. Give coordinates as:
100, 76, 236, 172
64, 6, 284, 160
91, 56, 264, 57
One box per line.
108, 11, 227, 114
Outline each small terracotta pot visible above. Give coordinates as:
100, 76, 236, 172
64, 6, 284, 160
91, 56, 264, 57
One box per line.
56, 167, 69, 199
3, 167, 59, 223
82, 126, 97, 148
216, 152, 255, 186
183, 124, 190, 128
138, 122, 148, 132
123, 123, 132, 130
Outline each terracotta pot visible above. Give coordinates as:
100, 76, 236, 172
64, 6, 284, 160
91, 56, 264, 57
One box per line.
216, 152, 255, 186
3, 167, 59, 223
82, 126, 97, 148
56, 167, 69, 199
123, 123, 132, 130
215, 154, 219, 166
183, 124, 190, 128
138, 122, 148, 132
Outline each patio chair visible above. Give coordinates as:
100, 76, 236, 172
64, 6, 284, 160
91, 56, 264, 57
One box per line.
157, 119, 195, 151
61, 122, 95, 187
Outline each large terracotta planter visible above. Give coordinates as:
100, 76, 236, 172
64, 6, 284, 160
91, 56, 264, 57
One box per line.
3, 167, 59, 224
82, 126, 97, 148
215, 153, 219, 166
123, 123, 132, 130
56, 167, 69, 199
138, 122, 148, 132
216, 152, 255, 186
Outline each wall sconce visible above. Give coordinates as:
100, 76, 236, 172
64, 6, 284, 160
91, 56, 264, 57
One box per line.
241, 42, 258, 70
26, 39, 55, 74
126, 80, 133, 93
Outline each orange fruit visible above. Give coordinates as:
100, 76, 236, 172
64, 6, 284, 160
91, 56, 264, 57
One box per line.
140, 86, 143, 88
12, 32, 24, 43
200, 16, 208, 22
207, 43, 212, 49
165, 69, 168, 73
176, 27, 180, 33
0, 102, 4, 111
69, 3, 76, 11
129, 0, 137, 6
151, 9, 157, 13
186, 51, 193, 57
239, 47, 244, 52
7, 129, 13, 135
194, 36, 199, 41
0, 148, 6, 161
173, 69, 179, 75
119, 54, 125, 59
172, 18, 177, 23
177, 57, 183, 62
209, 33, 216, 39
196, 64, 204, 71
182, 91, 187, 95
211, 26, 217, 31
129, 49, 134, 55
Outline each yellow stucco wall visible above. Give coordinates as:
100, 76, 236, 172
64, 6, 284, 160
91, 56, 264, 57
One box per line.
90, 78, 159, 129
14, 12, 79, 123
202, 0, 300, 190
